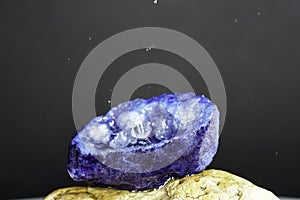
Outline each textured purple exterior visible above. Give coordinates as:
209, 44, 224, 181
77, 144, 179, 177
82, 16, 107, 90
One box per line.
67, 93, 219, 190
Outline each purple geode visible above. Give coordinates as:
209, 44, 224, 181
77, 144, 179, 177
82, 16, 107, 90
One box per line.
67, 92, 220, 190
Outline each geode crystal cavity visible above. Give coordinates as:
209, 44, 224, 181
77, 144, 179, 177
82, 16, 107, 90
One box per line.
67, 92, 220, 190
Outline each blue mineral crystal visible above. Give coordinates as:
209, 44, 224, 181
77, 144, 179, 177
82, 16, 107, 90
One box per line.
67, 92, 220, 190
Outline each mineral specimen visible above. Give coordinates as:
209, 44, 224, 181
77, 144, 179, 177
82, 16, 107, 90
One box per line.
67, 92, 220, 190
45, 169, 280, 200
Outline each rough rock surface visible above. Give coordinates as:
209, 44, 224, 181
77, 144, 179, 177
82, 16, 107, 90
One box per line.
45, 169, 279, 200
67, 93, 220, 190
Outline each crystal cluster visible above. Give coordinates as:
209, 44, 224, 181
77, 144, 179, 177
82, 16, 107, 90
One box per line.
67, 92, 220, 190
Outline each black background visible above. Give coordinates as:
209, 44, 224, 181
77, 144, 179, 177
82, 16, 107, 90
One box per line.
1, 0, 300, 199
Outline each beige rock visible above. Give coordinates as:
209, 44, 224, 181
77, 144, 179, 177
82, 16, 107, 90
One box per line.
45, 169, 279, 200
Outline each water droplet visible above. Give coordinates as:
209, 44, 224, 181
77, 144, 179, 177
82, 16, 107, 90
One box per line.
234, 18, 239, 23
146, 44, 156, 52
88, 36, 92, 40
257, 12, 261, 16
153, 0, 158, 4
67, 57, 71, 61
275, 151, 279, 155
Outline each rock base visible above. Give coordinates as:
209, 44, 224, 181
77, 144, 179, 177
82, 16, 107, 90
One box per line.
45, 169, 279, 200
